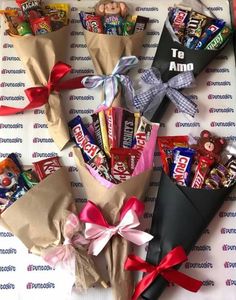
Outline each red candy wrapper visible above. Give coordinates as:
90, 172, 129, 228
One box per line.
30, 16, 52, 35
133, 116, 153, 156
158, 135, 189, 175
191, 156, 213, 188
33, 156, 61, 180
86, 15, 103, 33
104, 107, 118, 150
110, 148, 139, 183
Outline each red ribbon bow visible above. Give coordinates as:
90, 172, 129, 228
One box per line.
0, 61, 84, 115
124, 246, 203, 300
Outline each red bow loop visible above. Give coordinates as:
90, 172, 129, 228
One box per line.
0, 61, 85, 116
124, 246, 203, 300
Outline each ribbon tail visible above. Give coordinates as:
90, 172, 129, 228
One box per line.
0, 98, 46, 115
162, 268, 202, 292
57, 76, 85, 90
120, 229, 153, 246
87, 232, 113, 256
131, 272, 156, 300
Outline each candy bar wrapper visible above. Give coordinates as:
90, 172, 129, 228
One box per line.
141, 170, 235, 300
72, 123, 158, 300
83, 29, 145, 107
0, 167, 102, 290
6, 26, 70, 150
149, 4, 232, 122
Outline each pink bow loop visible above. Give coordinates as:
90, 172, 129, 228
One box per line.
43, 213, 89, 268
79, 197, 153, 256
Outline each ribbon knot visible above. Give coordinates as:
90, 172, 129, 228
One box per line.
0, 61, 85, 115
133, 68, 198, 117
124, 246, 203, 300
43, 213, 89, 268
79, 196, 153, 256
82, 56, 139, 107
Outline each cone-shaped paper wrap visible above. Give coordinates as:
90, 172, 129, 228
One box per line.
83, 28, 145, 107
141, 170, 235, 299
7, 27, 71, 150
0, 167, 102, 290
148, 11, 232, 122
73, 147, 153, 300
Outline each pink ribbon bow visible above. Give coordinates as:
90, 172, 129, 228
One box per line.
43, 213, 89, 268
79, 196, 153, 256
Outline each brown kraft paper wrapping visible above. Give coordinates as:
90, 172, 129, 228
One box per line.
0, 167, 102, 290
7, 26, 70, 150
73, 147, 153, 300
84, 30, 145, 107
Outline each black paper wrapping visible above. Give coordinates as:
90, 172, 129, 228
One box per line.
141, 170, 235, 299
149, 17, 232, 122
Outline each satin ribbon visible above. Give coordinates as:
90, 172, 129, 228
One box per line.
79, 196, 153, 256
133, 68, 198, 117
124, 246, 203, 300
0, 61, 85, 115
82, 56, 138, 107
43, 213, 89, 268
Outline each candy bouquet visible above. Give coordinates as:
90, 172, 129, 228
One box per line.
71, 107, 159, 300
0, 154, 104, 291
0, 1, 85, 150
125, 131, 236, 300
79, 0, 149, 107
133, 0, 233, 121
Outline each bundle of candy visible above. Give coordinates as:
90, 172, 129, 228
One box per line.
169, 6, 231, 50
79, 2, 148, 36
80, 1, 148, 107
5, 0, 69, 36
135, 2, 233, 121
0, 154, 104, 291
0, 1, 85, 150
72, 107, 159, 300
136, 130, 236, 300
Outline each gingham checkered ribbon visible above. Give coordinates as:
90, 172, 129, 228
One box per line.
133, 68, 198, 117
82, 56, 138, 107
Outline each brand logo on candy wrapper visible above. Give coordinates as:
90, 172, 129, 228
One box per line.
210, 121, 236, 127
31, 152, 58, 158
175, 122, 200, 127
221, 228, 236, 234
209, 107, 234, 113
0, 138, 22, 143
69, 95, 94, 101
0, 123, 23, 129
0, 82, 25, 88
0, 248, 17, 254
184, 262, 213, 269
222, 244, 236, 251
33, 123, 48, 129
0, 95, 24, 101
1, 69, 25, 75
1, 56, 20, 61
0, 265, 16, 272
2, 43, 13, 48
226, 279, 236, 286
27, 264, 54, 271
26, 282, 55, 289
32, 137, 54, 143
205, 67, 230, 73
0, 283, 15, 290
